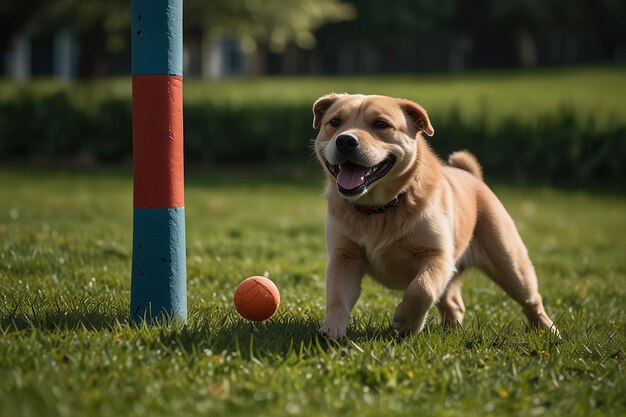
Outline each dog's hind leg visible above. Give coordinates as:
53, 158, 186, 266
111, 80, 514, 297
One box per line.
474, 201, 559, 337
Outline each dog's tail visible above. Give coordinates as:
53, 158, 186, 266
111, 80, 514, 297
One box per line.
448, 150, 483, 181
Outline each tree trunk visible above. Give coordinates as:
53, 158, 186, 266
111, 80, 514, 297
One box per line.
448, 35, 473, 71
78, 24, 107, 79
246, 43, 268, 76
202, 34, 223, 79
281, 44, 299, 75
515, 27, 537, 68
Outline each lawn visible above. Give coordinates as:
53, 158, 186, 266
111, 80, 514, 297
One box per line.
0, 167, 624, 417
183, 66, 626, 124
2, 66, 625, 123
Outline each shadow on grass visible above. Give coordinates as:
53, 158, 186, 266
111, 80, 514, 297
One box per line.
153, 314, 334, 360
2, 305, 569, 364
1, 308, 128, 333
3, 293, 566, 362
0, 292, 129, 332
0, 297, 462, 359
147, 309, 444, 362
0, 301, 338, 359
1, 303, 404, 362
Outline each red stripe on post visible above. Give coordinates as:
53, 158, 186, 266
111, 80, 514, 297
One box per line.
132, 74, 184, 209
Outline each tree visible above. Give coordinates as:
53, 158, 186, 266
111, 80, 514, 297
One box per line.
490, 0, 553, 67
0, 0, 48, 48
184, 0, 355, 75
317, 0, 456, 44
2, 0, 129, 78
1, 0, 353, 78
185, 0, 355, 53
53, 0, 130, 78
313, 0, 458, 73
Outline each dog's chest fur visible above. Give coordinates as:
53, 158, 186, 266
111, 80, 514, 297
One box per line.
329, 194, 455, 291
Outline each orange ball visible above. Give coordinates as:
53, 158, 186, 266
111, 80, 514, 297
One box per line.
233, 276, 280, 321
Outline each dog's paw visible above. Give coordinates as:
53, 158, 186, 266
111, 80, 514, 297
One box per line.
392, 318, 417, 337
318, 324, 347, 340
392, 302, 423, 336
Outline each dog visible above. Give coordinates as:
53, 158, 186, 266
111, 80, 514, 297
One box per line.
312, 93, 559, 339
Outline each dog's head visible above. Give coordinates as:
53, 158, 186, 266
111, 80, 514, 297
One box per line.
312, 93, 434, 205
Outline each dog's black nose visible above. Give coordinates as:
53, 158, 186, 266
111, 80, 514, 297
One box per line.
336, 134, 359, 154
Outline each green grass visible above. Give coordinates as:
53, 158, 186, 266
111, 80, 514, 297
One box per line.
183, 66, 626, 124
0, 167, 625, 417
2, 66, 626, 124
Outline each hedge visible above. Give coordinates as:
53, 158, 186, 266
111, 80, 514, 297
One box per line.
0, 89, 624, 185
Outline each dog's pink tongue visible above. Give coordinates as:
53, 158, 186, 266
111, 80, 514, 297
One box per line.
337, 164, 366, 190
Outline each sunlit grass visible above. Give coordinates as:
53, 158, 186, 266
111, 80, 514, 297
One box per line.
0, 167, 624, 416
2, 66, 625, 124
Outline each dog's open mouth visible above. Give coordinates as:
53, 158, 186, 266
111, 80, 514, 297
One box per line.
325, 155, 396, 196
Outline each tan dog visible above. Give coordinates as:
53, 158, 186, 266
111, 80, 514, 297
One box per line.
312, 93, 559, 339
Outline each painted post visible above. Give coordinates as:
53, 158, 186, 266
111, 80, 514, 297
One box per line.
130, 0, 186, 323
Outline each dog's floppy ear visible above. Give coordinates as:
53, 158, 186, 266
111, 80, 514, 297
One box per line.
312, 93, 343, 129
399, 99, 434, 137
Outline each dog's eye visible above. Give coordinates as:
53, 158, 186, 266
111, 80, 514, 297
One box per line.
329, 118, 341, 128
373, 120, 390, 129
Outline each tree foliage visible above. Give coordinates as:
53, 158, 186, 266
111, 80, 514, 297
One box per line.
0, 0, 47, 47
0, 0, 355, 77
1, 0, 624, 77
185, 0, 355, 52
320, 0, 457, 41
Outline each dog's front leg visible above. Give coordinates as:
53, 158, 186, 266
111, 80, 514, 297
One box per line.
393, 253, 455, 336
319, 236, 366, 339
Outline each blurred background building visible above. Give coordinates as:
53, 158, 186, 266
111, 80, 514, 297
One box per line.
1, 0, 625, 80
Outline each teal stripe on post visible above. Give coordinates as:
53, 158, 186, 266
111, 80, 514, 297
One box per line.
131, 208, 187, 323
131, 0, 183, 76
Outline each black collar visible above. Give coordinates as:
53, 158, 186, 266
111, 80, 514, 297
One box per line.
352, 193, 403, 215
